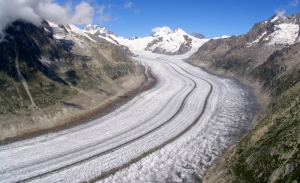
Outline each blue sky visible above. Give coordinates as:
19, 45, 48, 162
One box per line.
58, 0, 300, 38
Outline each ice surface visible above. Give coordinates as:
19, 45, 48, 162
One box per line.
267, 23, 299, 45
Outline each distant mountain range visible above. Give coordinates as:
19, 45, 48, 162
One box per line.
82, 25, 208, 55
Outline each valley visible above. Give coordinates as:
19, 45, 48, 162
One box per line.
0, 48, 257, 182
0, 7, 299, 183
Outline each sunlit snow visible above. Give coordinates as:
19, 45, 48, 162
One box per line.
267, 23, 299, 45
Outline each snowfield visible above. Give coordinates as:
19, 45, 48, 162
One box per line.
267, 23, 299, 45
0, 48, 257, 183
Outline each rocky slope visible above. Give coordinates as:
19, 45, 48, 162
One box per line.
189, 13, 300, 182
0, 20, 144, 142
191, 32, 206, 39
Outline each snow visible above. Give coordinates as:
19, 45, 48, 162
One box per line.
81, 24, 209, 54
47, 21, 96, 42
47, 21, 66, 39
271, 16, 278, 22
65, 24, 96, 42
83, 24, 110, 35
175, 28, 187, 35
113, 34, 208, 54
212, 35, 231, 39
247, 31, 267, 46
113, 36, 154, 51
267, 23, 299, 45
0, 46, 257, 183
39, 58, 51, 67
152, 26, 173, 37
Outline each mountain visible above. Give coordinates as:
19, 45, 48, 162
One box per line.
190, 13, 300, 76
191, 32, 205, 39
82, 24, 136, 56
83, 25, 209, 55
0, 20, 144, 142
189, 13, 300, 183
83, 24, 115, 36
144, 27, 196, 55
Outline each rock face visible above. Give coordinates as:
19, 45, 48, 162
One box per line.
173, 35, 193, 55
191, 32, 205, 39
0, 20, 143, 141
190, 13, 300, 76
82, 24, 136, 56
189, 13, 300, 183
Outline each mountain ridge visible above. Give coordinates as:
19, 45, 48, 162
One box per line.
189, 12, 300, 182
82, 24, 209, 55
0, 19, 144, 142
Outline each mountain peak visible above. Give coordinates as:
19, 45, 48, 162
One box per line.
191, 32, 205, 39
82, 23, 116, 36
152, 26, 173, 37
175, 28, 188, 35
83, 24, 104, 32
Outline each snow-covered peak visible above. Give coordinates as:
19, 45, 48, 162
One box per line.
84, 24, 101, 31
271, 16, 279, 22
174, 28, 188, 35
267, 23, 299, 45
47, 21, 96, 43
152, 26, 174, 37
83, 24, 108, 35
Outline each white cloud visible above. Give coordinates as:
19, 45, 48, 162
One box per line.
99, 14, 111, 24
274, 0, 298, 19
68, 1, 94, 24
96, 4, 114, 24
97, 5, 106, 14
124, 1, 133, 9
152, 27, 162, 33
135, 9, 140, 14
287, 0, 298, 8
276, 9, 286, 18
0, 0, 95, 40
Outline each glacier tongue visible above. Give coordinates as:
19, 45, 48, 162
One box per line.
0, 47, 258, 183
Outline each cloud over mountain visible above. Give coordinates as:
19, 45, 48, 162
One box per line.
0, 0, 94, 40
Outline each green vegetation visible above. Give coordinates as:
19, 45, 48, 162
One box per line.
230, 82, 300, 182
198, 41, 300, 183
0, 20, 137, 117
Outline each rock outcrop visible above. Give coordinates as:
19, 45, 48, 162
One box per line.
191, 32, 205, 39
